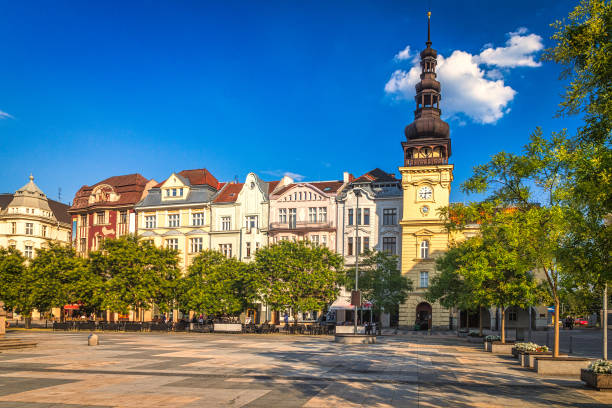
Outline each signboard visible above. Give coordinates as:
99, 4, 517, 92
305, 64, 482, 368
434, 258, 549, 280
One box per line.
351, 290, 361, 307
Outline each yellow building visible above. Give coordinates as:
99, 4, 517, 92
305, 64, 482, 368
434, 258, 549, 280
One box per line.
398, 15, 455, 329
134, 168, 221, 272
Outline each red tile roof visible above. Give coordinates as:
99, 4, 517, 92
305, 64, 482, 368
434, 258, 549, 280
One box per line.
213, 183, 244, 203
267, 180, 280, 194
352, 168, 397, 183
272, 180, 345, 197
155, 168, 220, 189
70, 173, 152, 211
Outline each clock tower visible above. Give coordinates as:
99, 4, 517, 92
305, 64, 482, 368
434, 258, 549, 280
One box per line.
398, 12, 454, 330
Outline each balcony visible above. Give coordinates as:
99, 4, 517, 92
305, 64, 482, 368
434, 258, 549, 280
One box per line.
405, 157, 448, 167
269, 221, 334, 233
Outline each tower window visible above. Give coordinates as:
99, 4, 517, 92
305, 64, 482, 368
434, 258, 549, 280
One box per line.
420, 240, 430, 259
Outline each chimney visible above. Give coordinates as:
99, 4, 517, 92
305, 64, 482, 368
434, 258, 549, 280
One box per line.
343, 172, 350, 183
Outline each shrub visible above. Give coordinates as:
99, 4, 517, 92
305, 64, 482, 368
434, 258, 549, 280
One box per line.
485, 335, 501, 342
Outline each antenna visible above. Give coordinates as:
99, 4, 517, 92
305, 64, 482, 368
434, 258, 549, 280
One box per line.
58, 187, 62, 202
234, 175, 239, 184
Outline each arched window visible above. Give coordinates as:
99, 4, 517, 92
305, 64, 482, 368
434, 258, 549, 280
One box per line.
420, 240, 429, 259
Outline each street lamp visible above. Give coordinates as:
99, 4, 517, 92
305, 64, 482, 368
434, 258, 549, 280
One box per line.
353, 188, 362, 335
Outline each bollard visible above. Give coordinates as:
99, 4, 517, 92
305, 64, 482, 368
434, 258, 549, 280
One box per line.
88, 333, 99, 346
569, 335, 573, 354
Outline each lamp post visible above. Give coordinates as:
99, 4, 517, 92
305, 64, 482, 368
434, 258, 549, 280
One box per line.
354, 189, 361, 335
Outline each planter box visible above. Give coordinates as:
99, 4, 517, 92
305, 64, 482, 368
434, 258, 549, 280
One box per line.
213, 323, 242, 333
467, 336, 484, 343
535, 357, 591, 376
581, 369, 612, 391
518, 351, 553, 367
491, 342, 515, 354
335, 325, 365, 334
512, 347, 518, 358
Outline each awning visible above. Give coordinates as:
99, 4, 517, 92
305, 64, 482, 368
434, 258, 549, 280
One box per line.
330, 298, 353, 310
64, 304, 80, 310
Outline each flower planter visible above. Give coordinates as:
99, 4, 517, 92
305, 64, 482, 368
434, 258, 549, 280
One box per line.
581, 369, 612, 391
491, 341, 515, 354
534, 357, 591, 376
512, 347, 518, 358
518, 351, 552, 367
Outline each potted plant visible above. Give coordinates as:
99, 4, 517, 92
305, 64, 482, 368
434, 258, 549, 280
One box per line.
581, 360, 612, 391
467, 331, 485, 343
484, 335, 500, 351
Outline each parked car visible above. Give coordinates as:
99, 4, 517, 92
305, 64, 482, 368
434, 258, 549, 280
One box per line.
574, 318, 588, 327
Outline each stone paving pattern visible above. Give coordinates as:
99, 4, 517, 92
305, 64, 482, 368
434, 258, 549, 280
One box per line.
0, 331, 611, 407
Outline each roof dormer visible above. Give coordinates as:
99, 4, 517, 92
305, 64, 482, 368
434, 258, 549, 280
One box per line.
160, 173, 190, 201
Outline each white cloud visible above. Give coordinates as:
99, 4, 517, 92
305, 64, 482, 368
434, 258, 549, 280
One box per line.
384, 28, 542, 124
477, 28, 543, 68
261, 170, 306, 181
394, 45, 412, 61
0, 110, 14, 119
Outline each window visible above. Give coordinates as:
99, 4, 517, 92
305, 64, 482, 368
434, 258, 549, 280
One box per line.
172, 188, 177, 197
167, 214, 180, 227
288, 209, 296, 228
311, 235, 319, 245
308, 207, 317, 223
145, 215, 156, 229
80, 214, 87, 226
364, 208, 370, 225
246, 215, 257, 229
256, 242, 260, 252
220, 244, 232, 257
508, 309, 518, 321
348, 209, 354, 225
420, 240, 430, 259
357, 209, 362, 225
420, 271, 429, 288
96, 212, 105, 225
11, 222, 16, 234
24, 245, 33, 259
383, 237, 396, 254
80, 238, 86, 253
166, 189, 171, 197
348, 237, 353, 256
363, 237, 369, 253
279, 209, 287, 223
25, 223, 33, 235
166, 239, 179, 250
321, 235, 327, 247
318, 207, 327, 223
246, 242, 251, 257
221, 216, 231, 231
42, 225, 47, 237
179, 188, 183, 196
192, 212, 204, 226
383, 208, 397, 225
190, 238, 203, 253
119, 211, 128, 224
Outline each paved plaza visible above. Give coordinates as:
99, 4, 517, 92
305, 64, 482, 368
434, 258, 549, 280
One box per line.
0, 331, 611, 407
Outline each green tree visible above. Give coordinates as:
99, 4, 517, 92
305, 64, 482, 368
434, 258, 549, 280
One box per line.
178, 250, 259, 316
254, 240, 343, 325
89, 235, 181, 317
0, 247, 32, 323
427, 241, 492, 336
345, 250, 412, 326
28, 243, 95, 321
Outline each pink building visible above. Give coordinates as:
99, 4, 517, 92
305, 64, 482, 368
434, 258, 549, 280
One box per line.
268, 177, 346, 250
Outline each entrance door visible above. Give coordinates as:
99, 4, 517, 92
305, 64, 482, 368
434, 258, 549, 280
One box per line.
416, 302, 432, 330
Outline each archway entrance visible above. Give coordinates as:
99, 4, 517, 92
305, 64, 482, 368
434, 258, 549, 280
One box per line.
416, 302, 432, 330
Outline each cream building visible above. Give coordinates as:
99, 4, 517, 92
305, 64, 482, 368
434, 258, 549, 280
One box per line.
0, 175, 72, 257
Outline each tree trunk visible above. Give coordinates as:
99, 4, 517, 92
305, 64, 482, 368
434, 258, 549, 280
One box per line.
553, 297, 560, 357
457, 309, 461, 334
25, 316, 32, 329
500, 306, 506, 344
60, 306, 65, 323
479, 306, 483, 337
293, 312, 299, 327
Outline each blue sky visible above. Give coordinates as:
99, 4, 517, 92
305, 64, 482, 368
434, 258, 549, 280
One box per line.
0, 1, 583, 204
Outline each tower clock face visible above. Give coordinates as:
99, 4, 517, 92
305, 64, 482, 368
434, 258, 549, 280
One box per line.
418, 186, 433, 200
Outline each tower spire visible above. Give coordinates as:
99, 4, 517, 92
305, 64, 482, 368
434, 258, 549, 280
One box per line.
427, 11, 431, 47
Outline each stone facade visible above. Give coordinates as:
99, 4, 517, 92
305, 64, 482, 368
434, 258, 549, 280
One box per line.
0, 176, 72, 257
